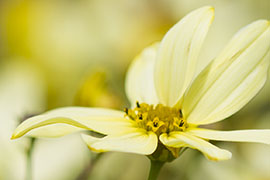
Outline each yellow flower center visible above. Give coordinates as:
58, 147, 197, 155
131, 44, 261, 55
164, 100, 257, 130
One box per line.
124, 101, 188, 136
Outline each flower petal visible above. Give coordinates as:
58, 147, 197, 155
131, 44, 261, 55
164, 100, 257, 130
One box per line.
187, 128, 270, 144
160, 132, 232, 161
11, 107, 136, 139
154, 6, 214, 107
183, 20, 270, 125
81, 129, 157, 155
125, 43, 159, 106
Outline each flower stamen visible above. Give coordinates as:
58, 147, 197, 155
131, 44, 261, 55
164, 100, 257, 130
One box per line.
124, 102, 188, 135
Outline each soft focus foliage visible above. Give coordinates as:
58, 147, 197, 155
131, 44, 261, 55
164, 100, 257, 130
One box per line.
0, 0, 269, 180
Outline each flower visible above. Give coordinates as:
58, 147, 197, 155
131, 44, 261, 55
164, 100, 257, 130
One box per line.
11, 6, 270, 161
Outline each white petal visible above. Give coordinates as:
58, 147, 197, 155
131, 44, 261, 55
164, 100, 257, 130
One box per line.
160, 132, 232, 161
11, 107, 136, 139
125, 43, 159, 106
183, 20, 270, 125
81, 129, 157, 155
154, 6, 214, 107
187, 128, 270, 144
26, 124, 82, 138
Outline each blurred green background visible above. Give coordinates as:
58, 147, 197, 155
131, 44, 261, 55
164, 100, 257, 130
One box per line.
0, 0, 269, 180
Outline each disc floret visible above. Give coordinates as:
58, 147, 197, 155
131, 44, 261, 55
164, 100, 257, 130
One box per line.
124, 102, 188, 136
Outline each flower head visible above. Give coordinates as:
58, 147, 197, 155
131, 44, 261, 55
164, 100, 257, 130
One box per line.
11, 6, 270, 161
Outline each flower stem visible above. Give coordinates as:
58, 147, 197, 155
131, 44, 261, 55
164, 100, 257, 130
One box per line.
76, 153, 103, 180
148, 160, 165, 180
26, 138, 36, 180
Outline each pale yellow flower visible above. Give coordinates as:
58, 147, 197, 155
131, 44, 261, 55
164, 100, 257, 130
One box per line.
11, 6, 270, 161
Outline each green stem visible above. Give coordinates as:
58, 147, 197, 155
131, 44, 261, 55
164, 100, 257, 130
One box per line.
148, 160, 165, 180
26, 138, 36, 180
76, 153, 103, 180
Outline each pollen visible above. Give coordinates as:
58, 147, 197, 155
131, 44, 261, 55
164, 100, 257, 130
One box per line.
124, 101, 188, 135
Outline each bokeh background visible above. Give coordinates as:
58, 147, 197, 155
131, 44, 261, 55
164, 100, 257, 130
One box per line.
0, 0, 269, 180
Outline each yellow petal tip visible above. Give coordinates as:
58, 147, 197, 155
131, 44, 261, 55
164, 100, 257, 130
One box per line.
198, 6, 215, 14
202, 6, 214, 12
256, 19, 270, 26
10, 134, 17, 140
209, 6, 215, 12
10, 131, 22, 140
